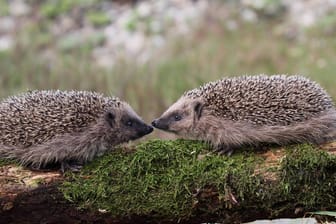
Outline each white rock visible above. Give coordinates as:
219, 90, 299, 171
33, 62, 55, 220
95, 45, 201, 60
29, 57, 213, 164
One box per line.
329, 0, 336, 7
9, 0, 31, 16
0, 17, 15, 33
244, 218, 318, 224
152, 35, 165, 47
0, 35, 14, 51
150, 20, 162, 33
284, 0, 336, 28
241, 8, 258, 23
125, 32, 145, 54
153, 0, 169, 12
300, 12, 315, 27
115, 10, 136, 30
137, 1, 152, 18
226, 20, 238, 31
92, 47, 116, 68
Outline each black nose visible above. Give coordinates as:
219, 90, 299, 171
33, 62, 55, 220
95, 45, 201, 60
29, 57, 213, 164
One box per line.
147, 125, 154, 134
137, 125, 153, 138
152, 119, 158, 127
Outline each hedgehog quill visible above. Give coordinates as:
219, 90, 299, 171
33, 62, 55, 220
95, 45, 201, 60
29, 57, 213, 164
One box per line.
152, 75, 336, 154
0, 90, 153, 170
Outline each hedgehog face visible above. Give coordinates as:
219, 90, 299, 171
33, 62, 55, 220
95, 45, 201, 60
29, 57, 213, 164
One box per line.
152, 97, 204, 137
103, 104, 153, 143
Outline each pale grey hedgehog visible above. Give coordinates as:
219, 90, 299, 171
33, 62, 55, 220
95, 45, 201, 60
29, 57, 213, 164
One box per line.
0, 90, 153, 170
152, 75, 336, 154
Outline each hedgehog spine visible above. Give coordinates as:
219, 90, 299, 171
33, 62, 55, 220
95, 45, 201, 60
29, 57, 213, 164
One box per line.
0, 90, 153, 169
152, 75, 336, 153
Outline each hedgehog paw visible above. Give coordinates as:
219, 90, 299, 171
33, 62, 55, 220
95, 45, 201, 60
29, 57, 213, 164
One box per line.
215, 145, 234, 156
60, 161, 83, 173
29, 164, 54, 172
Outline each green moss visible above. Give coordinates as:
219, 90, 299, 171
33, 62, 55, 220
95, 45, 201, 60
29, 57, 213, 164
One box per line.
280, 144, 336, 208
0, 158, 17, 166
61, 140, 263, 220
87, 12, 110, 27
61, 141, 336, 221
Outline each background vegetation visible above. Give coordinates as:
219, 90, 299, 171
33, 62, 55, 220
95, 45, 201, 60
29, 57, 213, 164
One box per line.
1, 0, 336, 136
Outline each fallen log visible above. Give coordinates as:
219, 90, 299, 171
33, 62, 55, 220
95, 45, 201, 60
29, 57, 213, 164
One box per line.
1, 140, 336, 223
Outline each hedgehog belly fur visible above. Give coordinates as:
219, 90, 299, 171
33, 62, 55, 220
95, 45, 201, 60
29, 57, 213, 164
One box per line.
196, 109, 336, 148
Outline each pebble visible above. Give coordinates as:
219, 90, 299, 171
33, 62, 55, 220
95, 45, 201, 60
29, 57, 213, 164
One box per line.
0, 35, 13, 52
244, 218, 318, 224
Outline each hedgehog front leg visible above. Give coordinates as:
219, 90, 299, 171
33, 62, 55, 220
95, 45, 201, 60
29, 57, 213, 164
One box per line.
214, 144, 234, 156
60, 160, 84, 173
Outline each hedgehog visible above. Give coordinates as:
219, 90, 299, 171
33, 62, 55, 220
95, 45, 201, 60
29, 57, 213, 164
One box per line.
0, 90, 153, 170
152, 75, 336, 154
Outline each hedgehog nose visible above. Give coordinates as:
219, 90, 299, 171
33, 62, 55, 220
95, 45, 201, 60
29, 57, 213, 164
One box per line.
147, 125, 154, 134
152, 119, 158, 127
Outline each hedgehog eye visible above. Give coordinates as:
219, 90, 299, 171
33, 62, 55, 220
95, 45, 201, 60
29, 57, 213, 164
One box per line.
174, 115, 182, 121
107, 112, 115, 120
126, 120, 133, 127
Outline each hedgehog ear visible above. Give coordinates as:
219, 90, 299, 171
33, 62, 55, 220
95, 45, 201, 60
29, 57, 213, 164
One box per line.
105, 111, 115, 127
193, 101, 204, 120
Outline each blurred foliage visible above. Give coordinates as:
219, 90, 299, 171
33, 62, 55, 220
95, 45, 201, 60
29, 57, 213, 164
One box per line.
0, 1, 9, 16
244, 0, 286, 17
87, 11, 111, 27
40, 0, 98, 18
0, 3, 336, 124
57, 32, 105, 51
315, 12, 336, 34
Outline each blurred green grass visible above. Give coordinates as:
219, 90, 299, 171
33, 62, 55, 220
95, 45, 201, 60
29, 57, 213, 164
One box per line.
0, 21, 335, 125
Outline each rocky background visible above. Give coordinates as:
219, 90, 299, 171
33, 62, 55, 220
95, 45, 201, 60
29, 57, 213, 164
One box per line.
1, 0, 336, 67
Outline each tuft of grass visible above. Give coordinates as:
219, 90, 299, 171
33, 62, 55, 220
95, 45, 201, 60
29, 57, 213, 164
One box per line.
60, 140, 336, 222
87, 12, 111, 27
308, 211, 336, 217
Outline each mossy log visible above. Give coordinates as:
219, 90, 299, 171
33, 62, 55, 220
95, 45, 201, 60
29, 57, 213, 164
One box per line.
1, 140, 336, 223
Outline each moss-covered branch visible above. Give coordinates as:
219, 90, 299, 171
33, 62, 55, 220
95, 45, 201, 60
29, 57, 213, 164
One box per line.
60, 140, 336, 223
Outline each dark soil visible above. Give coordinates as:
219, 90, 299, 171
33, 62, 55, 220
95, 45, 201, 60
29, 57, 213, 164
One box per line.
0, 183, 302, 224
0, 184, 117, 224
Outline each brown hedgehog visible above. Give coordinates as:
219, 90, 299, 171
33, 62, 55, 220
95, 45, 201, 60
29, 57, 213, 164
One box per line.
0, 90, 153, 170
152, 75, 336, 154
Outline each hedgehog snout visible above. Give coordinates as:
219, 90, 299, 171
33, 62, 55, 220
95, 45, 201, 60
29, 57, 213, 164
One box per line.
151, 118, 169, 130
152, 119, 158, 127
144, 125, 154, 134
136, 123, 153, 138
